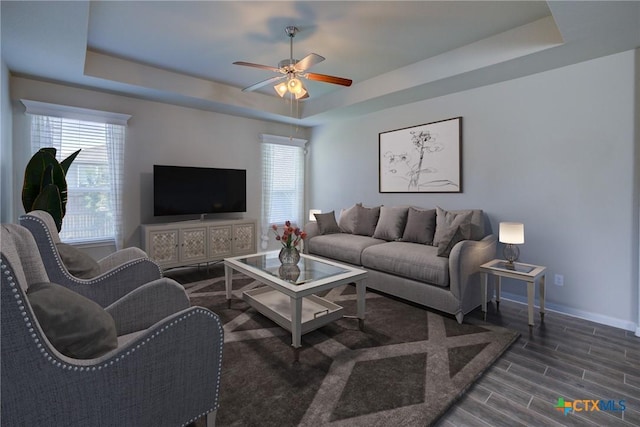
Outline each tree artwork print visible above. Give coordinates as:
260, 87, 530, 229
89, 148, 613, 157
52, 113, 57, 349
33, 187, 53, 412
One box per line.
379, 117, 461, 193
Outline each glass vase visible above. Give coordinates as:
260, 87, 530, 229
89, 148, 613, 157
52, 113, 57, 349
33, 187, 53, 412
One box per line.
278, 264, 301, 282
278, 246, 300, 265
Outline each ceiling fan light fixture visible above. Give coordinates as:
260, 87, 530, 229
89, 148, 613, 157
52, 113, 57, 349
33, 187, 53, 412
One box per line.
274, 82, 288, 97
235, 25, 350, 102
294, 87, 307, 100
275, 77, 307, 98
287, 78, 304, 94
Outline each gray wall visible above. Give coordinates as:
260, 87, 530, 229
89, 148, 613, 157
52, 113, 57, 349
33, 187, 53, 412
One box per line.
10, 77, 310, 251
309, 50, 639, 331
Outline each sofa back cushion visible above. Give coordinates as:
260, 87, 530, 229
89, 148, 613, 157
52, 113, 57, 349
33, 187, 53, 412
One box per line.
373, 206, 409, 241
338, 203, 361, 234
353, 205, 381, 236
401, 207, 436, 245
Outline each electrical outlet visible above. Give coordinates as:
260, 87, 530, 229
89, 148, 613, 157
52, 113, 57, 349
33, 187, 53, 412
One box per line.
554, 274, 564, 286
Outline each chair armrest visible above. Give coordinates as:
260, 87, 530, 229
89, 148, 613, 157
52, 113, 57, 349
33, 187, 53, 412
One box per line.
302, 222, 319, 254
97, 247, 149, 271
448, 234, 497, 301
105, 278, 191, 335
53, 258, 164, 307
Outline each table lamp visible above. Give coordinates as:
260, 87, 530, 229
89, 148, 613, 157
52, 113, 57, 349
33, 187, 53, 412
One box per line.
309, 209, 322, 222
499, 222, 524, 268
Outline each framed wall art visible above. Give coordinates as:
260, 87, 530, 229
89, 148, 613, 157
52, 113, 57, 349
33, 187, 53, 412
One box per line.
379, 116, 462, 193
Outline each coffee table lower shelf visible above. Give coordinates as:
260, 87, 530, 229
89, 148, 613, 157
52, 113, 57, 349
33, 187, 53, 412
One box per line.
243, 287, 344, 335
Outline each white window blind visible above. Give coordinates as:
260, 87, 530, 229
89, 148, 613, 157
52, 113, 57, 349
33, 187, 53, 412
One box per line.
260, 134, 306, 249
23, 100, 130, 248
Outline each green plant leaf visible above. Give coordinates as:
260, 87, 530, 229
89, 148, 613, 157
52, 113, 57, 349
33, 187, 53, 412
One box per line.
60, 149, 81, 175
22, 150, 55, 212
21, 147, 79, 230
32, 184, 63, 231
40, 147, 56, 157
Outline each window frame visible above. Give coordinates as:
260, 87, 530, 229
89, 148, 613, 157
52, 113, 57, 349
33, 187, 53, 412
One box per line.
259, 133, 307, 249
22, 100, 130, 248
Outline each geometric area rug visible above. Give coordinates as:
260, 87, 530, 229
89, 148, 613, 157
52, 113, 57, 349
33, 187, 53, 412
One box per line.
166, 265, 520, 427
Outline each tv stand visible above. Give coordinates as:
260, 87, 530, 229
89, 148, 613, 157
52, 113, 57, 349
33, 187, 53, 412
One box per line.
141, 218, 256, 270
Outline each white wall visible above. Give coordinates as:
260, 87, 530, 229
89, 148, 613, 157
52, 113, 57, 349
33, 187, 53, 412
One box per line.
10, 77, 310, 250
309, 50, 639, 331
1, 60, 13, 223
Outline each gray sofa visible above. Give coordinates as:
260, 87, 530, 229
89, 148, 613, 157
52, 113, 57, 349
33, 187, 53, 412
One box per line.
304, 205, 497, 323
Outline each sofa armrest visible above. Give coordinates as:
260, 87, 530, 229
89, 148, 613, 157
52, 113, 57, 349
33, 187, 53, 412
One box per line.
105, 277, 191, 335
448, 234, 497, 302
302, 222, 320, 254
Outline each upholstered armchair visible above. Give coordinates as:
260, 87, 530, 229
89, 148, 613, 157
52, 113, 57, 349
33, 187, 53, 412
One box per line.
1, 223, 223, 426
19, 210, 163, 307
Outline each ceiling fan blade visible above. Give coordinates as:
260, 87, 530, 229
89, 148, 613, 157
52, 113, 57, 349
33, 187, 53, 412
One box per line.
294, 53, 325, 72
305, 72, 353, 87
242, 75, 285, 92
233, 61, 281, 73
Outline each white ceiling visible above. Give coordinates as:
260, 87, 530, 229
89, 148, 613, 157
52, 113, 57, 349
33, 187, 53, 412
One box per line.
2, 1, 639, 126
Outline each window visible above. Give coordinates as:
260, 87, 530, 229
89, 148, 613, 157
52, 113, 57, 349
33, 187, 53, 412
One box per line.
23, 100, 130, 248
260, 134, 306, 248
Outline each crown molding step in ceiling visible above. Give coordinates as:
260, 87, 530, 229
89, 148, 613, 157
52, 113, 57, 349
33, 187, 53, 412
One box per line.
2, 1, 638, 126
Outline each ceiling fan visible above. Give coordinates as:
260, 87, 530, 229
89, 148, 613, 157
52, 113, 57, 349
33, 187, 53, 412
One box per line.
233, 26, 352, 100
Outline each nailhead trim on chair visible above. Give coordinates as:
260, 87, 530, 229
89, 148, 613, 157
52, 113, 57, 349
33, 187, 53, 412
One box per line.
2, 259, 223, 425
20, 216, 163, 284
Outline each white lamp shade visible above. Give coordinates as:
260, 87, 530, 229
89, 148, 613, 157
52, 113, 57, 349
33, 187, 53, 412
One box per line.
309, 209, 322, 221
294, 87, 308, 100
274, 82, 288, 97
287, 78, 304, 94
499, 222, 524, 244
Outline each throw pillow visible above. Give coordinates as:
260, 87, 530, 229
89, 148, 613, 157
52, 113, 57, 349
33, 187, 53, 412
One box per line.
353, 205, 381, 236
56, 243, 101, 279
401, 207, 437, 244
373, 206, 409, 241
27, 282, 118, 359
434, 207, 473, 257
433, 207, 473, 246
437, 224, 470, 257
314, 211, 341, 235
338, 203, 362, 234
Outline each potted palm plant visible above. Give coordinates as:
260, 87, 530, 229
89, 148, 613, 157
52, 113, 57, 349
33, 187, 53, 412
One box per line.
22, 147, 80, 232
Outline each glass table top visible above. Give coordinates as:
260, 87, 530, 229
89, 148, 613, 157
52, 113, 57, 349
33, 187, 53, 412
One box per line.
487, 260, 535, 274
237, 252, 350, 285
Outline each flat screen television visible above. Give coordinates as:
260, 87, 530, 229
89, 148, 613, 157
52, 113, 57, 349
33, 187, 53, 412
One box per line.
153, 165, 246, 216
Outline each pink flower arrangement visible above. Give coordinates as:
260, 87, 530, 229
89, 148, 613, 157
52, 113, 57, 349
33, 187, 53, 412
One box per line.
271, 220, 307, 248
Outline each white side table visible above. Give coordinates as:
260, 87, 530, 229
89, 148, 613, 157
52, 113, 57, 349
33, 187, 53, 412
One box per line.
480, 259, 547, 332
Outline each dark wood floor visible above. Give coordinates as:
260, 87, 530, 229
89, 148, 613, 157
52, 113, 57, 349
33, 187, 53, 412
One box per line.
436, 300, 640, 427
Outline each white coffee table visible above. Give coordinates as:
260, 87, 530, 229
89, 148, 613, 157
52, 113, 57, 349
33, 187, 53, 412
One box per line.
224, 251, 368, 361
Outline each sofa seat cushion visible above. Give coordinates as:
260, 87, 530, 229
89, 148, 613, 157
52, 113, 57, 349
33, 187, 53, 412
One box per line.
308, 234, 386, 265
361, 242, 449, 287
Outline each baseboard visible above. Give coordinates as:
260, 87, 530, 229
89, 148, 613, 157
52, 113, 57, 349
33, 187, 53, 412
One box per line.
499, 291, 638, 333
